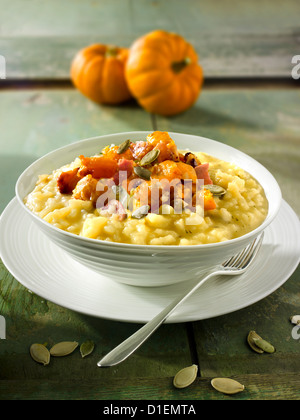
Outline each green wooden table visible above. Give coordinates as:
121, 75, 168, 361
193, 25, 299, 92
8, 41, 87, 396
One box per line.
0, 0, 299, 401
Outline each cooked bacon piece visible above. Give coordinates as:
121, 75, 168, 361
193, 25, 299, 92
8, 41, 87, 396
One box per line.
147, 131, 179, 162
117, 158, 134, 175
78, 155, 118, 179
57, 167, 81, 194
113, 158, 135, 185
195, 163, 213, 185
130, 141, 153, 160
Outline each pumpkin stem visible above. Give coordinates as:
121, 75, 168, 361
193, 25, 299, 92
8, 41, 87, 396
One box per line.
172, 57, 191, 73
105, 46, 118, 57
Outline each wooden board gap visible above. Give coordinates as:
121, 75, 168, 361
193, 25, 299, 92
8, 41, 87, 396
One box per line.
185, 323, 201, 376
1, 77, 298, 92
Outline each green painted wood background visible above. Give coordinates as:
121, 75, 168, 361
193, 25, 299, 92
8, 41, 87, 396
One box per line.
1, 0, 299, 79
0, 0, 299, 400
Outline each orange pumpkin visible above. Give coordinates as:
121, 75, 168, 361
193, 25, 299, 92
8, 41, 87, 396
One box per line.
125, 30, 203, 116
71, 44, 132, 105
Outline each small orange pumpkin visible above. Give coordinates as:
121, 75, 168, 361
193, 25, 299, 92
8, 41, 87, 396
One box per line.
125, 30, 203, 116
71, 44, 132, 105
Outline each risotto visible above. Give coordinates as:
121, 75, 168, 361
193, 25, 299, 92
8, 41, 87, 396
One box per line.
24, 131, 268, 245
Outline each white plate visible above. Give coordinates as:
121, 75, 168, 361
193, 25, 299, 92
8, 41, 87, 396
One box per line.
0, 198, 299, 324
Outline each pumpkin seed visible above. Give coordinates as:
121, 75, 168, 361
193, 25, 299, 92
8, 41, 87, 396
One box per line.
134, 166, 151, 181
247, 331, 264, 354
117, 139, 131, 154
173, 364, 198, 389
140, 149, 160, 166
211, 378, 245, 395
131, 205, 150, 219
204, 184, 226, 196
30, 343, 50, 366
290, 315, 300, 325
80, 340, 95, 358
50, 341, 79, 357
252, 337, 275, 354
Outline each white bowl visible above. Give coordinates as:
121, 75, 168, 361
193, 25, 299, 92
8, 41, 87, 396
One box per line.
15, 132, 282, 287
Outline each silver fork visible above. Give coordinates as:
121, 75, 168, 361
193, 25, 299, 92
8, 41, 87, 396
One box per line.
97, 233, 264, 367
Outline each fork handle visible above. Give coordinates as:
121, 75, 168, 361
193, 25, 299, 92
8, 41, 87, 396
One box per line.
97, 271, 217, 367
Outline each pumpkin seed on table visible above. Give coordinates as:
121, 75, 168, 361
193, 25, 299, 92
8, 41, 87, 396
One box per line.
30, 343, 50, 366
211, 378, 245, 395
140, 149, 160, 166
290, 315, 300, 325
173, 364, 198, 389
134, 166, 151, 181
247, 331, 275, 354
80, 340, 95, 358
117, 139, 131, 154
247, 331, 264, 354
50, 341, 79, 357
252, 337, 275, 354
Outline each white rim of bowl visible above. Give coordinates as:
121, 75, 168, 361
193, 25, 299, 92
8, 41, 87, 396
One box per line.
15, 131, 282, 251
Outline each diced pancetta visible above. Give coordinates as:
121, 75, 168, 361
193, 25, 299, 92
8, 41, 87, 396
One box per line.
113, 158, 134, 185
195, 163, 213, 185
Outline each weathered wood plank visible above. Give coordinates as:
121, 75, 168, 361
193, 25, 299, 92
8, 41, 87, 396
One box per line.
0, 0, 299, 78
1, 84, 299, 397
2, 89, 299, 213
1, 33, 297, 80
0, 89, 149, 212
1, 0, 299, 37
192, 268, 300, 377
155, 88, 300, 378
155, 88, 300, 215
0, 87, 192, 383
1, 373, 300, 400
0, 262, 193, 381
0, 0, 133, 36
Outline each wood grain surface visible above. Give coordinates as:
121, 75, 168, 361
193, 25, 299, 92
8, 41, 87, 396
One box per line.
0, 0, 299, 401
1, 0, 299, 78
